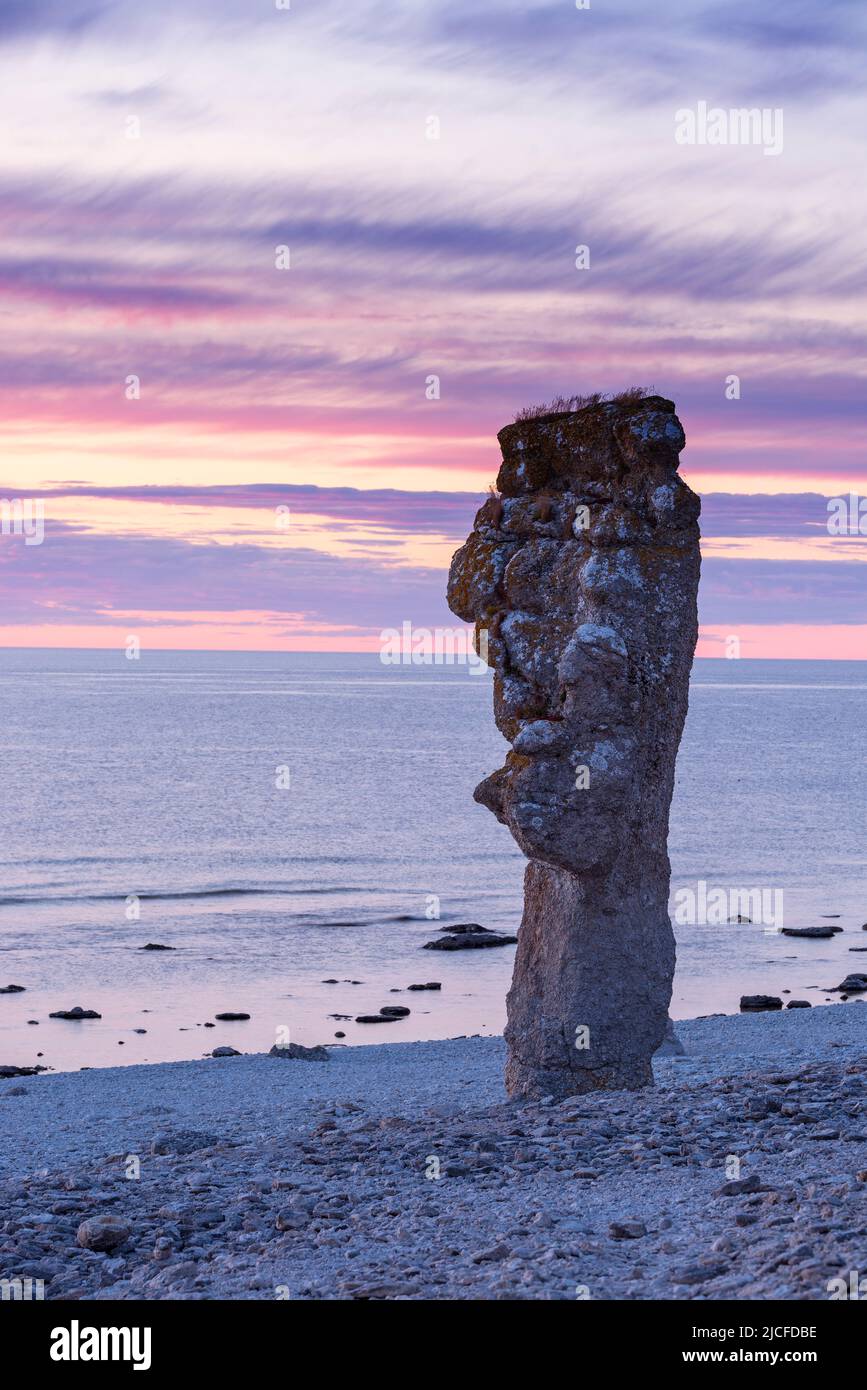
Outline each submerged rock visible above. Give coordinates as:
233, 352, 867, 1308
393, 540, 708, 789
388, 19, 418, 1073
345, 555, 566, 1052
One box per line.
408, 982, 442, 990
438, 923, 494, 935
0, 984, 26, 993
423, 932, 517, 951
740, 995, 783, 1011
214, 1012, 251, 1021
139, 943, 176, 951
834, 974, 867, 993
447, 392, 700, 1098
49, 1006, 101, 1020
781, 926, 837, 939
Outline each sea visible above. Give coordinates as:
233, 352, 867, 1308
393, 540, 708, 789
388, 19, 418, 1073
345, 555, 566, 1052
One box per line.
0, 651, 864, 1071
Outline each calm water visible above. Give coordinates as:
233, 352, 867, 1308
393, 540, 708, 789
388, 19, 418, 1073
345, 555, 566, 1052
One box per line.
0, 651, 864, 1071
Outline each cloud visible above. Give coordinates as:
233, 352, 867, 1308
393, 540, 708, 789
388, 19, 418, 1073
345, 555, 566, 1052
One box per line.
0, 529, 452, 631
1, 490, 863, 635
2, 169, 864, 314
0, 1, 106, 39
9, 481, 866, 540
699, 557, 867, 625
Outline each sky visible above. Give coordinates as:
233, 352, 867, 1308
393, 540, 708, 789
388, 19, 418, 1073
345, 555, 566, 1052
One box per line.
0, 0, 865, 656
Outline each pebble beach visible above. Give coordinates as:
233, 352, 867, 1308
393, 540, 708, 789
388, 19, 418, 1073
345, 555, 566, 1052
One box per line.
1, 1005, 865, 1301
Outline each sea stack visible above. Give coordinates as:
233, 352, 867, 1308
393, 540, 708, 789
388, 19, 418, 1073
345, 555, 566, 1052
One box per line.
447, 392, 701, 1098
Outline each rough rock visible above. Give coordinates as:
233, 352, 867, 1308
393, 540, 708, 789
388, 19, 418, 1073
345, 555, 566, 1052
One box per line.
609, 1220, 647, 1240
740, 996, 783, 1012
447, 393, 700, 1098
77, 1215, 132, 1251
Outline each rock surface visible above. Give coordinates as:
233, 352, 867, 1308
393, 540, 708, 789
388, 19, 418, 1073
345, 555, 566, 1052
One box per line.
447, 393, 700, 1098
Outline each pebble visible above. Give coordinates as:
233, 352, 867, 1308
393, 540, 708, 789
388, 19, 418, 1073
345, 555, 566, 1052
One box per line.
1, 1013, 865, 1300
77, 1215, 132, 1251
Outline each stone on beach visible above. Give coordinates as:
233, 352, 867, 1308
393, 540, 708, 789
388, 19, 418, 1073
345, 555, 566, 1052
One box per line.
77, 1214, 132, 1251
740, 996, 783, 1011
268, 1042, 330, 1061
151, 1130, 224, 1154
654, 1017, 685, 1056
609, 1220, 647, 1240
447, 392, 700, 1098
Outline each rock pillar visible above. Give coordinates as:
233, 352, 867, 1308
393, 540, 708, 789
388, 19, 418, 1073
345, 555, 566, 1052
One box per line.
447, 394, 700, 1097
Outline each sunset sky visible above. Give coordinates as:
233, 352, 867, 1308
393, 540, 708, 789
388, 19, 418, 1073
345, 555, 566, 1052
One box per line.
1, 0, 865, 656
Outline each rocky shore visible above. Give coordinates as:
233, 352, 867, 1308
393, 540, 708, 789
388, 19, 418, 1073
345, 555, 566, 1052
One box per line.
1, 1007, 865, 1300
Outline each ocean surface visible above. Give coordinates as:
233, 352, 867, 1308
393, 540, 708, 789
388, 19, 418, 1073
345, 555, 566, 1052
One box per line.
0, 651, 864, 1072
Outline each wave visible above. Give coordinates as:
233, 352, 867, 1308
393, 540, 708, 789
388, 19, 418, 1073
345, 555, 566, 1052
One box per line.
0, 885, 343, 906
0, 889, 430, 920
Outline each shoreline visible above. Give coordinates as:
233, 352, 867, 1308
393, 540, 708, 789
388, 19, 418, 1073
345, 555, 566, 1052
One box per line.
2, 1006, 865, 1300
